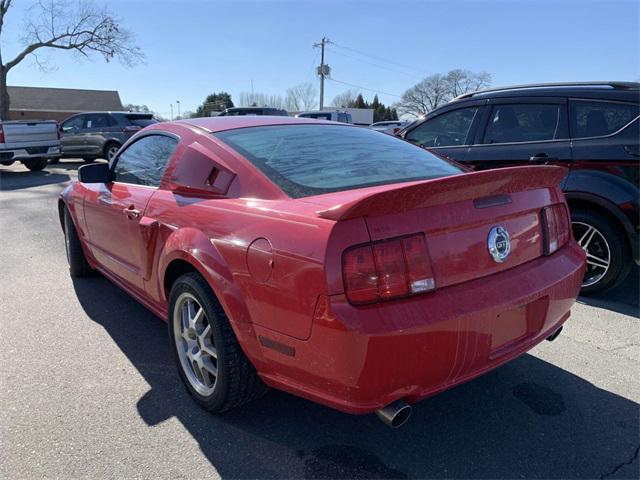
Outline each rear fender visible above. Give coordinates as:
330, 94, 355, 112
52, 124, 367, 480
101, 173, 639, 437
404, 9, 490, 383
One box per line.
158, 226, 259, 325
157, 227, 269, 371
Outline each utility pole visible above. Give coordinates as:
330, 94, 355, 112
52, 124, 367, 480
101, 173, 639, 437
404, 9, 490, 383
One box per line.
170, 103, 174, 120
176, 100, 181, 119
314, 37, 330, 110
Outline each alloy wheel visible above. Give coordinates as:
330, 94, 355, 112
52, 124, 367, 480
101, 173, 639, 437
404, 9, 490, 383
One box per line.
572, 221, 611, 287
173, 292, 218, 396
106, 145, 119, 161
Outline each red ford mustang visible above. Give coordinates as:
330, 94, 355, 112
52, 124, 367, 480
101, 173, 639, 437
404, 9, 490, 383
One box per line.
59, 116, 585, 427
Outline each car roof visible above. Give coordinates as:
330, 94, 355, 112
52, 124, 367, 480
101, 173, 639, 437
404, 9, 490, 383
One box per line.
180, 115, 338, 133
70, 111, 150, 115
224, 107, 283, 111
451, 82, 640, 103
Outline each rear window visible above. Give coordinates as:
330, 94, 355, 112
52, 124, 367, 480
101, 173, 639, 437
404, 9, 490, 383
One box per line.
299, 112, 333, 120
214, 124, 463, 198
570, 100, 640, 138
125, 114, 157, 127
484, 104, 560, 144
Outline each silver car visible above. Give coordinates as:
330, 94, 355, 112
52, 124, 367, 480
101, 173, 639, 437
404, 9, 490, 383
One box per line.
369, 120, 410, 135
58, 112, 158, 162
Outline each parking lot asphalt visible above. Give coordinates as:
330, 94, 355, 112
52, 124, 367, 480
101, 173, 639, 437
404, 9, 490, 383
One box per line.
1, 160, 638, 479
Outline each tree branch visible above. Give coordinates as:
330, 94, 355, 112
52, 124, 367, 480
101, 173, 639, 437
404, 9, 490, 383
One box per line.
3, 0, 143, 72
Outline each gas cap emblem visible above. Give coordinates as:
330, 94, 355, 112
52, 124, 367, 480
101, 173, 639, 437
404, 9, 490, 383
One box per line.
487, 226, 511, 263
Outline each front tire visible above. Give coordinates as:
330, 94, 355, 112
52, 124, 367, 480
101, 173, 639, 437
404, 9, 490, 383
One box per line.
23, 158, 48, 171
168, 272, 267, 412
571, 209, 631, 295
63, 207, 92, 277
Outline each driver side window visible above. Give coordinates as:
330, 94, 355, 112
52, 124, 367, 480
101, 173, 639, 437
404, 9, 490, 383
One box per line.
406, 107, 478, 147
113, 134, 178, 187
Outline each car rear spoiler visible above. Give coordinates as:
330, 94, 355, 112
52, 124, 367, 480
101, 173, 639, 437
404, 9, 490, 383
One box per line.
316, 166, 567, 221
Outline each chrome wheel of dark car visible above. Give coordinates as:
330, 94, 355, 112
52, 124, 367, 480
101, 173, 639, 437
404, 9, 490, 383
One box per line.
173, 292, 218, 396
572, 221, 611, 288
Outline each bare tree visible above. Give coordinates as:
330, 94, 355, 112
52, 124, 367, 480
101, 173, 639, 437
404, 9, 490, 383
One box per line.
331, 89, 359, 108
445, 69, 491, 98
285, 82, 317, 111
239, 91, 284, 109
0, 0, 143, 119
395, 74, 449, 118
395, 70, 491, 118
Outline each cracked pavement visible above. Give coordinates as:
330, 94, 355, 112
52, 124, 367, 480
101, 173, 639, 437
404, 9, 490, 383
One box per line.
1, 160, 639, 479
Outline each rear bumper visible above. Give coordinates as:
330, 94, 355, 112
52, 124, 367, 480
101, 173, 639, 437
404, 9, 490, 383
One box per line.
255, 242, 586, 414
1, 145, 61, 160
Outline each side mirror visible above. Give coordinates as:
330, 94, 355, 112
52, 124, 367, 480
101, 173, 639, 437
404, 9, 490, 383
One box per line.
78, 163, 111, 183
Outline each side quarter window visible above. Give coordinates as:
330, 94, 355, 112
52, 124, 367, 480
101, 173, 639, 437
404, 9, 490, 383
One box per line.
570, 100, 640, 139
112, 134, 178, 187
406, 107, 478, 147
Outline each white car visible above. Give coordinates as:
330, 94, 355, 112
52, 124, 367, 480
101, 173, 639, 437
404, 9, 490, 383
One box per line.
369, 120, 410, 135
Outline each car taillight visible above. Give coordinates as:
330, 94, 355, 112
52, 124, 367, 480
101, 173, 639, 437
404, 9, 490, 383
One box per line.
0, 125, 4, 144
342, 233, 435, 305
542, 204, 570, 255
123, 125, 142, 134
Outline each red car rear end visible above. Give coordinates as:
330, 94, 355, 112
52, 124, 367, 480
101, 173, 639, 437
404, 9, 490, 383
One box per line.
63, 118, 585, 425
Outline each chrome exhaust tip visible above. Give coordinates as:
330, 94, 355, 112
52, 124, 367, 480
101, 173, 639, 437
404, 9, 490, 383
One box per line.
546, 326, 563, 342
375, 401, 412, 428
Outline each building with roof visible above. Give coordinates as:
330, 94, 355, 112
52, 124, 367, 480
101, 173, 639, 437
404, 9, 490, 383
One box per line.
7, 86, 124, 122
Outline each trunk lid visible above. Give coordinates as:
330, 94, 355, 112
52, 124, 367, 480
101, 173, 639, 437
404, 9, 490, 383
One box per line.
308, 166, 567, 291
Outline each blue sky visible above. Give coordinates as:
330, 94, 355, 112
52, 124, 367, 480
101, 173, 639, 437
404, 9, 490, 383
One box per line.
2, 0, 638, 118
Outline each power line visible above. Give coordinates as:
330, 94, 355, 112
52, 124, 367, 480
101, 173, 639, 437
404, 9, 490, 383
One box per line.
328, 40, 429, 75
326, 46, 423, 81
327, 77, 403, 99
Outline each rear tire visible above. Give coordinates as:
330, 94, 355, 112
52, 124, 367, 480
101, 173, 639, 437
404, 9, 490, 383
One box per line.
571, 209, 631, 295
63, 207, 92, 277
103, 142, 121, 162
168, 272, 267, 412
23, 158, 48, 171
48, 157, 60, 164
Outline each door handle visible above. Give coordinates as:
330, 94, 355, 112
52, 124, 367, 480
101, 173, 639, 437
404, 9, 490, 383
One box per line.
123, 206, 140, 219
529, 153, 558, 165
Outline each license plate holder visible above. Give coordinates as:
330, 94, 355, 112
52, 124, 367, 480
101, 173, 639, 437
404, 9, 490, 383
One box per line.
491, 304, 528, 351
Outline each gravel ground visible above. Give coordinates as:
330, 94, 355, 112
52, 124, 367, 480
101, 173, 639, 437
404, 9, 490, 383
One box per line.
1, 160, 638, 479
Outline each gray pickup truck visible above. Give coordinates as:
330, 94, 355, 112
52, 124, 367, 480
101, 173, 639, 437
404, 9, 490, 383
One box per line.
0, 120, 61, 171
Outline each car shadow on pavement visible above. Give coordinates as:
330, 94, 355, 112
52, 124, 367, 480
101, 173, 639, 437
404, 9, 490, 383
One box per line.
0, 168, 70, 191
578, 267, 640, 318
72, 276, 639, 479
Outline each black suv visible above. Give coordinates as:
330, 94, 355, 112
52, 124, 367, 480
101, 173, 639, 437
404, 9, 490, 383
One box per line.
398, 82, 639, 294
218, 107, 289, 116
58, 112, 158, 162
